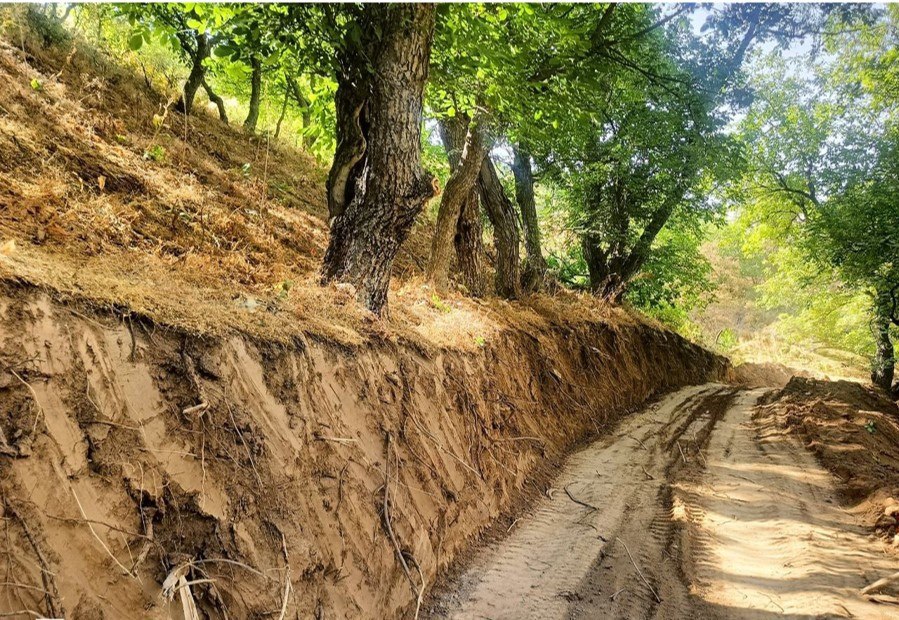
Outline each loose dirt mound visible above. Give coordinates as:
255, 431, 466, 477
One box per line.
728, 361, 811, 388
760, 376, 899, 545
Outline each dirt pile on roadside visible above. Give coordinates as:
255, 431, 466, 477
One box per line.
0, 284, 728, 619
728, 361, 811, 388
759, 376, 899, 546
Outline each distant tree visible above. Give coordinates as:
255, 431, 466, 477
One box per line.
121, 3, 234, 121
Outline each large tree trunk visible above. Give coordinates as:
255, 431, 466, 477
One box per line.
427, 114, 488, 291
321, 4, 437, 316
511, 144, 547, 291
244, 55, 263, 131
478, 156, 521, 299
177, 32, 210, 116
437, 117, 487, 296
872, 295, 896, 393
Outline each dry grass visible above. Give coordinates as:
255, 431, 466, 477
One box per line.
0, 13, 643, 350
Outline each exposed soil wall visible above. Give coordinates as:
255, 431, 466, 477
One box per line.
0, 284, 728, 619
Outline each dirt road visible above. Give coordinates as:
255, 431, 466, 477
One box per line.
429, 384, 897, 619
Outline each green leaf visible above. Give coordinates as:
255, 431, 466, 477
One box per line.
214, 45, 236, 58
128, 33, 144, 51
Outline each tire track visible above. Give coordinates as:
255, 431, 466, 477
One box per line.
427, 384, 729, 619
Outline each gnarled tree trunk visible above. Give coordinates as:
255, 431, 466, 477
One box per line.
244, 55, 262, 131
478, 156, 521, 299
427, 114, 488, 291
511, 144, 547, 291
437, 116, 487, 296
454, 193, 486, 296
321, 4, 437, 316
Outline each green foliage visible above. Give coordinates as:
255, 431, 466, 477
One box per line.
143, 144, 166, 162
624, 222, 716, 332
726, 6, 898, 375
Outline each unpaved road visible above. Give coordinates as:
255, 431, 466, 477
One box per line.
429, 384, 897, 619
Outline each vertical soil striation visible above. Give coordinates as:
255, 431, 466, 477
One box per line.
0, 284, 727, 619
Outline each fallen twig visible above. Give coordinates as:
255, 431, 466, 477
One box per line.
641, 466, 654, 480
860, 570, 899, 596
5, 502, 63, 617
161, 563, 200, 620
610, 587, 626, 601
564, 485, 598, 511
616, 537, 661, 603
227, 403, 263, 486
278, 533, 292, 620
313, 435, 357, 444
382, 432, 414, 588
182, 402, 208, 416
71, 486, 136, 578
676, 440, 687, 464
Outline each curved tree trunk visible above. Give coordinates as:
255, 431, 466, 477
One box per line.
202, 79, 228, 123
321, 4, 437, 316
274, 85, 289, 139
244, 55, 262, 131
478, 156, 521, 299
438, 116, 487, 296
427, 114, 487, 291
286, 74, 316, 149
177, 32, 210, 116
511, 144, 547, 291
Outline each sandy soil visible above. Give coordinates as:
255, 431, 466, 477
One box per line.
428, 384, 899, 619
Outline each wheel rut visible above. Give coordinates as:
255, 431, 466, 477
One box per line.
427, 385, 897, 620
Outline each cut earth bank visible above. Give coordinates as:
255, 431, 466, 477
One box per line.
0, 282, 729, 619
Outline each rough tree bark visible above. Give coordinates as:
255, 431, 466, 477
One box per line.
455, 193, 487, 297
511, 144, 547, 291
320, 4, 438, 315
427, 114, 488, 291
478, 156, 521, 299
244, 55, 262, 131
438, 116, 487, 296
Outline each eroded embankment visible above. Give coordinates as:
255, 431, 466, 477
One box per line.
0, 284, 727, 619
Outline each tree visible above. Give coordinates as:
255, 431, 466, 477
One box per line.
427, 113, 489, 294
121, 3, 233, 121
731, 6, 898, 392
511, 144, 548, 291
320, 4, 438, 315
